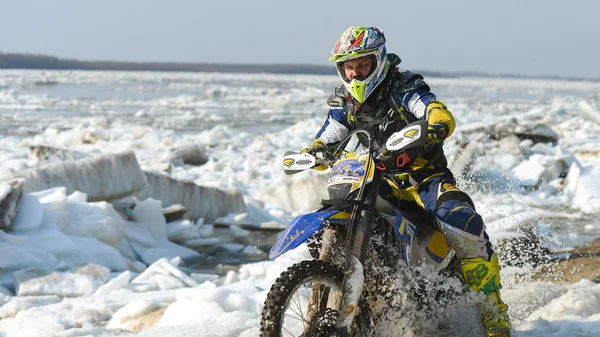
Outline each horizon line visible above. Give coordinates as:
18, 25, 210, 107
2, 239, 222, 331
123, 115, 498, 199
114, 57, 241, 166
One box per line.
1, 51, 597, 82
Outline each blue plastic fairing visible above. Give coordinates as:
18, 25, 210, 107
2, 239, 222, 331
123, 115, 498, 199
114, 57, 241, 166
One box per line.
269, 209, 347, 259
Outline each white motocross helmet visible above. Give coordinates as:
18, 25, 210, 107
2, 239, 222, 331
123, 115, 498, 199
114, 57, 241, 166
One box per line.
330, 26, 390, 103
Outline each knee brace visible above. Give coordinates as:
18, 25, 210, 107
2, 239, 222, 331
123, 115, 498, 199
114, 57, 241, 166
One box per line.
436, 199, 483, 237
436, 200, 489, 259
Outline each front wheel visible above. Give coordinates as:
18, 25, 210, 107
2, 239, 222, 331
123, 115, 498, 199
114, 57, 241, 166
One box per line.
260, 260, 366, 337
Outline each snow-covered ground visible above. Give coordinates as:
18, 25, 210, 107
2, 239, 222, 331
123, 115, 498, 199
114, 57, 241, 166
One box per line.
1, 69, 600, 336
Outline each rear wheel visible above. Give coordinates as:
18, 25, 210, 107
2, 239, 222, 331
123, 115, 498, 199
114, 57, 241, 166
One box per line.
260, 260, 365, 337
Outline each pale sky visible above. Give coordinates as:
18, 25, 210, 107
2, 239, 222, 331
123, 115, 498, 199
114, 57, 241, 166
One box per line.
1, 0, 599, 78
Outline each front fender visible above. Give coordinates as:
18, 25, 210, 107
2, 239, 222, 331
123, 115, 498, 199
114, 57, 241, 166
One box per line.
269, 209, 350, 259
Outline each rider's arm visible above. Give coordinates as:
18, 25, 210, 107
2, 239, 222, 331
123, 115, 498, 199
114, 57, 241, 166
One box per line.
314, 106, 351, 146
302, 107, 351, 171
399, 89, 456, 141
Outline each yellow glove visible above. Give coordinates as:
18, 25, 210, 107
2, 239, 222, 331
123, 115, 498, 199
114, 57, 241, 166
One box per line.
300, 139, 330, 171
426, 100, 455, 143
427, 123, 450, 143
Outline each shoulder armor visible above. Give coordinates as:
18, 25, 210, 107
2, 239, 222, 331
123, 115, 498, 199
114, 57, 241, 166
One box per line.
327, 85, 348, 107
387, 53, 402, 68
393, 71, 430, 94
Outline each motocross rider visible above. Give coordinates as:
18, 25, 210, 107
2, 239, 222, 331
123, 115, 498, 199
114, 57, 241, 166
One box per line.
300, 26, 512, 337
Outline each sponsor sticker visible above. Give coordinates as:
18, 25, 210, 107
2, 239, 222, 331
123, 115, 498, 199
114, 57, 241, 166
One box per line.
404, 129, 418, 139
328, 159, 365, 184
388, 137, 404, 147
283, 159, 295, 167
296, 159, 311, 165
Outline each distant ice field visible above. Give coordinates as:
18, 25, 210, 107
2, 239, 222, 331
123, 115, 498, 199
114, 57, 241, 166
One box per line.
0, 70, 338, 136
1, 69, 599, 135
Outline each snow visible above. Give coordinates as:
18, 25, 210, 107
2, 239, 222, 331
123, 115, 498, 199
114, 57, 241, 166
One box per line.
0, 69, 599, 336
511, 154, 547, 187
14, 264, 110, 297
572, 163, 600, 214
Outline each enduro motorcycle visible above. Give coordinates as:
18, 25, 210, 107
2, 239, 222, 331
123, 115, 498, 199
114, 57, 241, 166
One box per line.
260, 121, 460, 337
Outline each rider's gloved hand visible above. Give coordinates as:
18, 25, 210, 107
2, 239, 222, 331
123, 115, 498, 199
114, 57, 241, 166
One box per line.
427, 123, 450, 143
301, 139, 331, 171
426, 100, 455, 144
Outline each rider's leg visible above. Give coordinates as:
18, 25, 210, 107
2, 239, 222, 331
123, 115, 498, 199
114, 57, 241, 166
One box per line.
378, 177, 401, 206
412, 173, 512, 337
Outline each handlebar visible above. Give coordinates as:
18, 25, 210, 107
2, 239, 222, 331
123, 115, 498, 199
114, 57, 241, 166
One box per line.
283, 120, 429, 175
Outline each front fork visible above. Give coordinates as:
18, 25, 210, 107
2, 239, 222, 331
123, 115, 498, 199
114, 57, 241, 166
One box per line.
304, 218, 373, 332
337, 208, 374, 329
337, 169, 381, 331
305, 228, 343, 329
306, 169, 380, 332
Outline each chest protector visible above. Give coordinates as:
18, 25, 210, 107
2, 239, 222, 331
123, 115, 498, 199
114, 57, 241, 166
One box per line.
327, 53, 446, 173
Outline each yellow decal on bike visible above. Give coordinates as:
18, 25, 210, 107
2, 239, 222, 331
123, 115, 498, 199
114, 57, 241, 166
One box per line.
283, 159, 295, 167
330, 212, 352, 219
398, 217, 406, 235
425, 231, 451, 263
404, 129, 418, 138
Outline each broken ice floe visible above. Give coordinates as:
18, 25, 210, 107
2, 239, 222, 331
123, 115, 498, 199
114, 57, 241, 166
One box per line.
9, 151, 147, 202
0, 255, 247, 333
5, 150, 245, 223
0, 179, 23, 230
140, 170, 245, 223
5, 256, 237, 300
0, 150, 279, 296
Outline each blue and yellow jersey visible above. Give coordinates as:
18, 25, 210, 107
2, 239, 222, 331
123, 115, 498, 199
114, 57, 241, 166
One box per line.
309, 73, 456, 181
315, 88, 454, 146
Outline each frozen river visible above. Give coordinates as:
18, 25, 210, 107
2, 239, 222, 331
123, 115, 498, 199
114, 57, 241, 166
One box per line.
1, 69, 600, 336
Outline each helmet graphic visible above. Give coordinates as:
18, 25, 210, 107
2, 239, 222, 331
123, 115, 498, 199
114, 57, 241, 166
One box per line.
330, 26, 390, 103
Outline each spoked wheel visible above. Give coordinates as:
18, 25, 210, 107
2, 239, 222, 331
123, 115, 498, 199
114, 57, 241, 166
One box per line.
260, 260, 362, 337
